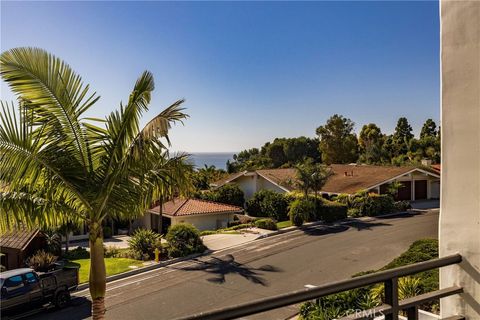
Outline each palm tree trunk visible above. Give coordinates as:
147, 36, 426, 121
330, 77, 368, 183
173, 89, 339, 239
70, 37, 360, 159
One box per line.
89, 222, 106, 320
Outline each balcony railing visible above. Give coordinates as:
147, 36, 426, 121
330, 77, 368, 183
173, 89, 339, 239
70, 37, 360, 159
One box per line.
177, 254, 463, 320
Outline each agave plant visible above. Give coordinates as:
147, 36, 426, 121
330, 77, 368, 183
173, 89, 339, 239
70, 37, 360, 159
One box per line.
26, 250, 58, 272
0, 47, 192, 319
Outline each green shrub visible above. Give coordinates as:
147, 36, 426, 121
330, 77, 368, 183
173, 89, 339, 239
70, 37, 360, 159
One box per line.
337, 192, 395, 217
254, 218, 278, 230
395, 200, 412, 212
199, 184, 245, 207
104, 245, 120, 258
246, 190, 292, 221
331, 193, 351, 206
384, 239, 438, 269
27, 250, 58, 272
299, 239, 440, 319
299, 287, 375, 320
166, 223, 206, 258
128, 229, 161, 260
63, 246, 90, 260
314, 198, 348, 222
289, 198, 315, 226
347, 208, 361, 217
116, 249, 147, 260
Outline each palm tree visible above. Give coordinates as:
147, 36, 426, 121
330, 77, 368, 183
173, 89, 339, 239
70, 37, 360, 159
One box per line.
0, 47, 192, 319
295, 159, 332, 198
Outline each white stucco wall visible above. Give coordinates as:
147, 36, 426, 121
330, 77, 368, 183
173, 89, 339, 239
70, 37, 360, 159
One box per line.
234, 175, 257, 201
257, 176, 288, 194
440, 1, 480, 318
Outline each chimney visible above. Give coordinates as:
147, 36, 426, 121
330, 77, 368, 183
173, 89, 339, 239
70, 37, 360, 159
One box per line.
421, 159, 432, 166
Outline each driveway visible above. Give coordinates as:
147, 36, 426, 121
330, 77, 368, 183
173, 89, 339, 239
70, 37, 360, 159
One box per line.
201, 227, 275, 251
410, 200, 439, 210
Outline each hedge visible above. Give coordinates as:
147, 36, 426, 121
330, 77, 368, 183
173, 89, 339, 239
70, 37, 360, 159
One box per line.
254, 218, 278, 230
246, 190, 292, 221
314, 198, 348, 223
289, 198, 315, 226
333, 191, 396, 217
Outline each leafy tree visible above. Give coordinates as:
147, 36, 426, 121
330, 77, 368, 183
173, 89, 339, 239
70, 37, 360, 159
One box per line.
190, 165, 228, 191
228, 137, 320, 172
358, 123, 385, 164
245, 190, 291, 221
199, 184, 245, 207
265, 141, 287, 167
0, 48, 192, 319
228, 148, 271, 172
316, 114, 359, 164
420, 119, 437, 139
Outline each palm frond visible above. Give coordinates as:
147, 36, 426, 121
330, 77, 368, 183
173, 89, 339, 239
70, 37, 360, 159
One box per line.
0, 47, 98, 179
0, 101, 92, 213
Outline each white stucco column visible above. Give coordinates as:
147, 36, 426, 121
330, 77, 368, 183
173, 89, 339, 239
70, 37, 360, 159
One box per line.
439, 0, 480, 318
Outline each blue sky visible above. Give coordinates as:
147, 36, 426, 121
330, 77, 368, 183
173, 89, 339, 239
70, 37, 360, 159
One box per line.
1, 1, 439, 152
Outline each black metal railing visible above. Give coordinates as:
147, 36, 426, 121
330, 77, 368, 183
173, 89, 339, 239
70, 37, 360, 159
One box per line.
177, 254, 463, 320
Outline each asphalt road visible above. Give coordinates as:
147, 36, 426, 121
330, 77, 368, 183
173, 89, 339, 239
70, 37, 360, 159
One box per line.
30, 210, 438, 320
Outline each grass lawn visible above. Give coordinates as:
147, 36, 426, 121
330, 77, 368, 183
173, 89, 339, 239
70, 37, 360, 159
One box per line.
276, 220, 292, 229
70, 258, 145, 283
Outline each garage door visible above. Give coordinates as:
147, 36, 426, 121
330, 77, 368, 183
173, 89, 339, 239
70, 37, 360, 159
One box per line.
415, 180, 428, 200
395, 181, 412, 201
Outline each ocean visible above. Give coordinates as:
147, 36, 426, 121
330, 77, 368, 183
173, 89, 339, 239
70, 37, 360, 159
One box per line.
189, 152, 236, 170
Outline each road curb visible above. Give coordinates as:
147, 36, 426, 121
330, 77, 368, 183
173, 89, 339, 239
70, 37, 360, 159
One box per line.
76, 251, 207, 291
256, 210, 414, 240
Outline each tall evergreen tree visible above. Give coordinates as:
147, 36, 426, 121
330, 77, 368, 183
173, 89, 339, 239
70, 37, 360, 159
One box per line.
358, 123, 385, 164
420, 119, 438, 139
391, 117, 414, 157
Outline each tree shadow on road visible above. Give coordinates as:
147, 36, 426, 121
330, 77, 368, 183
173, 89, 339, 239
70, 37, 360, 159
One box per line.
341, 220, 391, 231
300, 224, 349, 236
178, 254, 282, 286
301, 220, 392, 235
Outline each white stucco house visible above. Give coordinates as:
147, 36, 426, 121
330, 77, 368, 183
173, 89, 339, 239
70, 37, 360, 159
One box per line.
137, 198, 244, 233
212, 164, 441, 202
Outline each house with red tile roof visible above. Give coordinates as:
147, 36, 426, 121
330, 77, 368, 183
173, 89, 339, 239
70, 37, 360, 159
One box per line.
212, 164, 440, 202
137, 198, 244, 232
